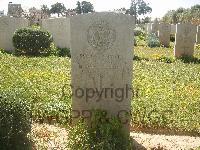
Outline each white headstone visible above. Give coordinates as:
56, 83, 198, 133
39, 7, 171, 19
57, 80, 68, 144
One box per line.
174, 23, 197, 57
196, 26, 200, 44
70, 12, 134, 131
0, 16, 28, 51
42, 18, 70, 48
158, 23, 171, 47
171, 24, 176, 34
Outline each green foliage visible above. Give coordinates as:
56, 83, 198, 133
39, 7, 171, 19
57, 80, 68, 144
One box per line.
133, 46, 200, 135
67, 110, 133, 150
126, 0, 152, 22
0, 54, 72, 126
57, 47, 71, 57
50, 2, 66, 17
162, 5, 200, 24
0, 91, 32, 150
75, 1, 94, 14
13, 27, 53, 56
134, 26, 145, 36
41, 5, 50, 16
146, 33, 160, 48
1, 44, 200, 137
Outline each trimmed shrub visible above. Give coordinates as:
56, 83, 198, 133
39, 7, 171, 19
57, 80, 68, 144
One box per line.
0, 92, 32, 150
57, 47, 71, 58
12, 27, 53, 56
67, 110, 133, 150
146, 33, 161, 48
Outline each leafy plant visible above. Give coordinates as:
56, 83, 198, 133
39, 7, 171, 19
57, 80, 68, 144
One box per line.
146, 33, 161, 47
0, 91, 32, 150
12, 27, 53, 56
67, 110, 133, 150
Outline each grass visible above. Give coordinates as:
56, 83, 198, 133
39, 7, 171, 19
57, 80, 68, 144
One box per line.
0, 44, 200, 135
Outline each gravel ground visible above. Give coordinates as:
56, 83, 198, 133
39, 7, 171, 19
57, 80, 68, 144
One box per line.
131, 132, 200, 150
31, 123, 200, 150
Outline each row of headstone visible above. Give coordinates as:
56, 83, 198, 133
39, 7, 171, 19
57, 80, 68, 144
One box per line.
0, 13, 134, 136
0, 16, 28, 51
145, 22, 199, 57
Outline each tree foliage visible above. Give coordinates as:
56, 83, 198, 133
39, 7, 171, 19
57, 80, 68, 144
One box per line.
126, 0, 152, 22
75, 1, 94, 14
50, 2, 66, 17
41, 5, 51, 17
162, 5, 200, 25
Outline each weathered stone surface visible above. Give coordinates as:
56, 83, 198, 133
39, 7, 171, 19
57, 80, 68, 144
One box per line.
196, 26, 200, 44
151, 23, 159, 34
158, 23, 171, 47
146, 23, 152, 34
151, 19, 159, 34
171, 24, 176, 34
42, 18, 70, 48
0, 16, 28, 51
174, 23, 197, 57
70, 12, 134, 131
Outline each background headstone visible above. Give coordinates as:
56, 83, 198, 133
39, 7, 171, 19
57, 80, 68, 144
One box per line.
146, 23, 152, 34
171, 24, 176, 34
70, 12, 134, 131
0, 16, 28, 51
174, 23, 197, 57
196, 26, 200, 44
151, 19, 159, 35
42, 18, 70, 48
158, 23, 171, 47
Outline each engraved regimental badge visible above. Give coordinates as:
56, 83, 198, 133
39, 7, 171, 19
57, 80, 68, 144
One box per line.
87, 20, 116, 51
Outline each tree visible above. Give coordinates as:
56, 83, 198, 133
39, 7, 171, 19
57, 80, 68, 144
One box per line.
76, 1, 82, 14
126, 0, 152, 22
75, 1, 94, 14
50, 2, 66, 17
162, 5, 200, 25
41, 5, 50, 18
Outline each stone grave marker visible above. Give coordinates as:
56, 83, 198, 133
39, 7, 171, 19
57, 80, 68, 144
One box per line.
196, 26, 200, 44
70, 12, 134, 131
0, 16, 28, 51
42, 18, 70, 48
174, 23, 197, 57
158, 23, 171, 47
171, 24, 176, 34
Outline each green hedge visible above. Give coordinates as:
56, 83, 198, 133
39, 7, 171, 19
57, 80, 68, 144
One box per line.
12, 27, 53, 56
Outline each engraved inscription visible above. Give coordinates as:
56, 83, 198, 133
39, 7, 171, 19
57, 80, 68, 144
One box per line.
87, 20, 116, 51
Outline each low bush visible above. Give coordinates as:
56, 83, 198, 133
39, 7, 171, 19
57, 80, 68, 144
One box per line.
0, 91, 32, 150
12, 27, 53, 56
67, 110, 133, 150
146, 33, 160, 48
57, 47, 71, 57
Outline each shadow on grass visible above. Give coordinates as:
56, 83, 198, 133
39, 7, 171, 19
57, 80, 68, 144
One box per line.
177, 56, 200, 64
133, 55, 175, 64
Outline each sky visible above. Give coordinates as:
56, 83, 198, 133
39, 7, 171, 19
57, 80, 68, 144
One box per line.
0, 0, 199, 18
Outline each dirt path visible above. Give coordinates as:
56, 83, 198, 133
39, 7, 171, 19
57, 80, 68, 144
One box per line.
131, 132, 200, 150
31, 123, 200, 150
